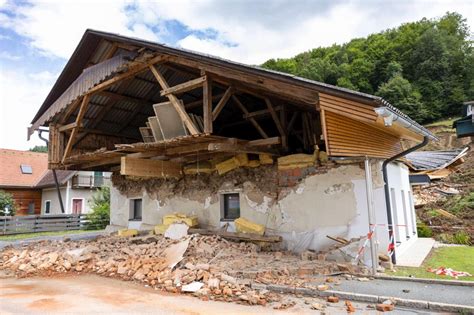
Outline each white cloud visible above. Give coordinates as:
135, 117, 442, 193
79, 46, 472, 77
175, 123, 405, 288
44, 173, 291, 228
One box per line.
0, 69, 57, 150
0, 51, 21, 60
2, 0, 472, 63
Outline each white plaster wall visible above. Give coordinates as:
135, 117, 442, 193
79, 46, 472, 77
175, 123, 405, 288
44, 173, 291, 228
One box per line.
41, 187, 67, 215
111, 165, 374, 251
41, 185, 97, 215
109, 161, 418, 258
386, 162, 418, 256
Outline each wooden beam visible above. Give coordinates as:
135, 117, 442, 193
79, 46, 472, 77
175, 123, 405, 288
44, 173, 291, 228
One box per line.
160, 76, 206, 96
166, 55, 319, 105
59, 98, 82, 124
62, 95, 90, 163
207, 142, 276, 155
320, 109, 330, 154
287, 112, 299, 133
243, 106, 283, 119
212, 86, 233, 121
87, 55, 166, 95
265, 98, 285, 136
188, 228, 282, 243
203, 76, 213, 133
58, 122, 78, 132
149, 65, 199, 135
231, 95, 268, 139
120, 156, 182, 178
248, 137, 281, 146
184, 92, 224, 110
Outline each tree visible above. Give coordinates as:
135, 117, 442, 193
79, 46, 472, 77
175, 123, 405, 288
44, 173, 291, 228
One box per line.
86, 186, 110, 230
29, 145, 48, 153
261, 12, 472, 124
376, 73, 428, 121
0, 190, 16, 216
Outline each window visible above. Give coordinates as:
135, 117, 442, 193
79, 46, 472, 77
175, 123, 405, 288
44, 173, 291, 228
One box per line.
20, 164, 33, 174
45, 200, 51, 214
28, 202, 35, 215
221, 193, 240, 221
130, 199, 142, 221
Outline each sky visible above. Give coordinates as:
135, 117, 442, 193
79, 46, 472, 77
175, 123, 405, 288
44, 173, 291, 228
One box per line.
0, 0, 472, 150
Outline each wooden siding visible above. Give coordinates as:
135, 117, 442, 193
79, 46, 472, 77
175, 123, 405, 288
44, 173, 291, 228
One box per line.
3, 189, 42, 216
319, 93, 377, 124
324, 111, 403, 158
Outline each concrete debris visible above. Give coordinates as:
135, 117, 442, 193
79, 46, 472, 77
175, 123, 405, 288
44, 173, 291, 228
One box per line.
164, 223, 189, 240
0, 233, 366, 307
181, 281, 204, 292
162, 238, 190, 269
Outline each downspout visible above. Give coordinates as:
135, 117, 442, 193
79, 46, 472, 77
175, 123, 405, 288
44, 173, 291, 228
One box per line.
383, 136, 429, 264
38, 130, 65, 214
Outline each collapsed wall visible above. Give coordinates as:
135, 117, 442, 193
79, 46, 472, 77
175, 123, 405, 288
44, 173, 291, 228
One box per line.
110, 154, 382, 254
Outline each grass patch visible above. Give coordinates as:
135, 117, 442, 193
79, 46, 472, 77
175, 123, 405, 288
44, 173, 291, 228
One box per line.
0, 229, 102, 241
388, 246, 474, 281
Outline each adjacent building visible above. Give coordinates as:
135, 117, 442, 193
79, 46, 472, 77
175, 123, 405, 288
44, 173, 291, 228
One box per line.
0, 148, 110, 216
0, 149, 48, 215
29, 30, 438, 264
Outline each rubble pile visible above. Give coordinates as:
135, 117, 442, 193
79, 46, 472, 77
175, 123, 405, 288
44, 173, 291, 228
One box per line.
0, 234, 365, 305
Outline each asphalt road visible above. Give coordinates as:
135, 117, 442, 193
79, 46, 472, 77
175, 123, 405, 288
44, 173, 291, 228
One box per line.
335, 278, 474, 306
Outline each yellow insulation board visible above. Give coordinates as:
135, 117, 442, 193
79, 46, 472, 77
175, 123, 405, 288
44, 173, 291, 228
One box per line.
235, 217, 265, 236
118, 229, 138, 237
259, 154, 273, 165
163, 213, 199, 227
277, 153, 316, 170
154, 224, 169, 235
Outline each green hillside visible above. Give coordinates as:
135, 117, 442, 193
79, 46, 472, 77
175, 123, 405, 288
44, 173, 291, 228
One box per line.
262, 12, 473, 124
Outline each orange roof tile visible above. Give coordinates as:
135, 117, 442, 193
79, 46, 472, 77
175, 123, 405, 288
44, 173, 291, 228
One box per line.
0, 148, 49, 188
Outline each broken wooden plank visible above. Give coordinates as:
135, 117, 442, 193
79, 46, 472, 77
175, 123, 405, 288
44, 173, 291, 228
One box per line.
248, 137, 281, 146
120, 156, 182, 178
188, 228, 282, 243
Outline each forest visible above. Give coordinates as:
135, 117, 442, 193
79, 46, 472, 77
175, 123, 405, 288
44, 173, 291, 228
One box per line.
261, 12, 473, 123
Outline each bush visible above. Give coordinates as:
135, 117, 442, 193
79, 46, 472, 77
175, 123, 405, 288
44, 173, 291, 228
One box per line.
0, 190, 16, 216
417, 222, 433, 237
86, 186, 110, 230
453, 231, 472, 245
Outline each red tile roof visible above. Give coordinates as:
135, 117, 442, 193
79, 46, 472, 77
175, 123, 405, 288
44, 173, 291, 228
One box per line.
0, 149, 49, 188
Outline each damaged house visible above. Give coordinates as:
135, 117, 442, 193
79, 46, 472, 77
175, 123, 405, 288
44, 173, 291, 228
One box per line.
29, 30, 437, 265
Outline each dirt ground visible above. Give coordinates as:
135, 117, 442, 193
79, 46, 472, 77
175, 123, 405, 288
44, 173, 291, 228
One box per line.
0, 273, 454, 314
0, 274, 387, 315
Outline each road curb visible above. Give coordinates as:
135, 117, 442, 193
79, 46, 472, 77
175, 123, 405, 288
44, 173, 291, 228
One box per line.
252, 282, 474, 313
352, 273, 474, 287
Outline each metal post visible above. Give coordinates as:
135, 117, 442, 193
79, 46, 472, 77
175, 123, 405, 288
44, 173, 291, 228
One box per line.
364, 157, 378, 274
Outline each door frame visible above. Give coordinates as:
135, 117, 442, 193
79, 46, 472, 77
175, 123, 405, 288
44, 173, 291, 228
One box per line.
71, 198, 84, 214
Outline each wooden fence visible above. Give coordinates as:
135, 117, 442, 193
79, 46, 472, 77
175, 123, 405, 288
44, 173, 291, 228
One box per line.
0, 214, 91, 235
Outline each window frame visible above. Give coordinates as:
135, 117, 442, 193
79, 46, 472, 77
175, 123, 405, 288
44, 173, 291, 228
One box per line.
20, 164, 33, 174
220, 192, 241, 221
44, 200, 51, 215
129, 198, 143, 221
